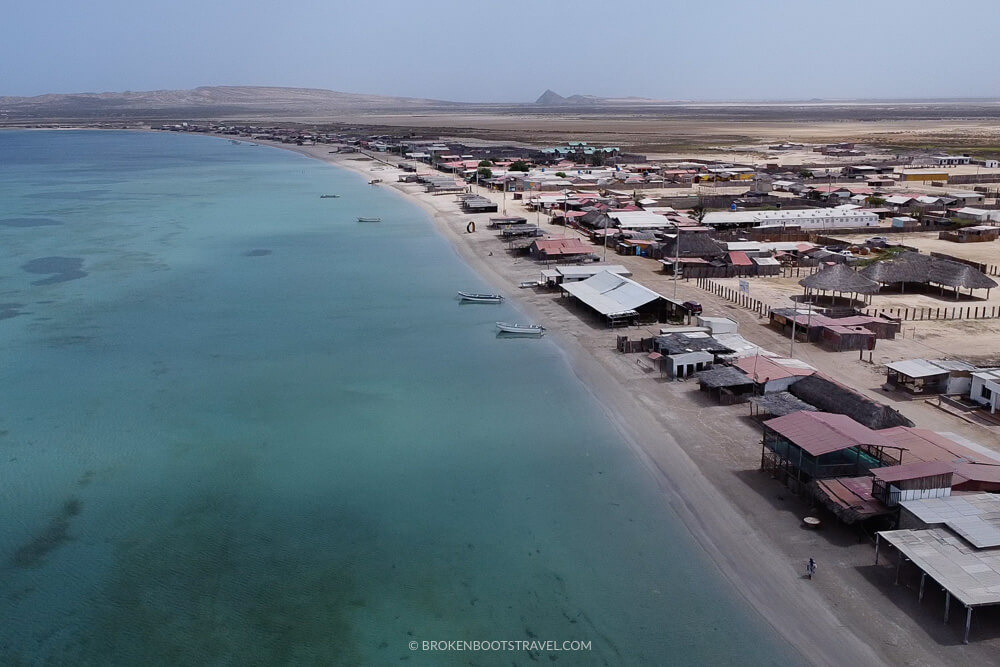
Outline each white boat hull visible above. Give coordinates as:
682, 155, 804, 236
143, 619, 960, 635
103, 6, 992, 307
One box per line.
458, 292, 503, 303
496, 322, 545, 335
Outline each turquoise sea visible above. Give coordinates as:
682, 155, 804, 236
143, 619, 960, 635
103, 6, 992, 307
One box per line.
0, 130, 804, 665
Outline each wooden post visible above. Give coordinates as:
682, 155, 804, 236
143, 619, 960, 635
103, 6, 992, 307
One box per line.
874, 533, 880, 565
944, 591, 951, 623
919, 572, 926, 602
965, 606, 973, 644
895, 551, 904, 585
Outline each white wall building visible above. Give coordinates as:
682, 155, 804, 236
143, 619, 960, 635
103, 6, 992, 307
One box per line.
971, 369, 1000, 413
932, 155, 972, 166
702, 208, 877, 230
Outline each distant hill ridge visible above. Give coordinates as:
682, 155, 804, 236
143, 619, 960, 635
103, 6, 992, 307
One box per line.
0, 85, 464, 119
534, 88, 660, 106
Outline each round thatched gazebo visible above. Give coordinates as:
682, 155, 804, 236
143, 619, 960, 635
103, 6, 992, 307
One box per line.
799, 263, 880, 305
860, 251, 996, 300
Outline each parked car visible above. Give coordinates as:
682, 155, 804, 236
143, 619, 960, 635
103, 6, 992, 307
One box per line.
683, 300, 703, 314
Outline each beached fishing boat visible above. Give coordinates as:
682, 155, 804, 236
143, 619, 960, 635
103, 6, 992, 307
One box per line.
357, 216, 381, 223
457, 291, 504, 303
320, 194, 340, 198
519, 280, 539, 289
368, 179, 382, 185
496, 322, 544, 335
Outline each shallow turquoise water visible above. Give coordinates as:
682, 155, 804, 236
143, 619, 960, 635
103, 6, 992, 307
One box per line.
0, 130, 804, 665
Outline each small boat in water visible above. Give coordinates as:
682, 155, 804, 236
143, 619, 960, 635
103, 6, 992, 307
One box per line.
369, 179, 382, 185
496, 322, 544, 335
457, 291, 504, 303
320, 194, 340, 198
357, 216, 381, 223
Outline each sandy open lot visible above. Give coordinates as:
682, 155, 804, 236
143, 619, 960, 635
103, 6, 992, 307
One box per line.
834, 231, 1000, 268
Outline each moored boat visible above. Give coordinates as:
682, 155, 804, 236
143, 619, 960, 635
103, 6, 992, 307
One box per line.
496, 322, 544, 335
357, 216, 381, 222
457, 291, 504, 303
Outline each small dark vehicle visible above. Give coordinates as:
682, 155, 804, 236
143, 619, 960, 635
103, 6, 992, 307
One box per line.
683, 300, 703, 315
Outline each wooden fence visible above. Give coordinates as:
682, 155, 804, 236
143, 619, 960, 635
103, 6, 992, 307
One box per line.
862, 305, 1000, 322
697, 278, 772, 317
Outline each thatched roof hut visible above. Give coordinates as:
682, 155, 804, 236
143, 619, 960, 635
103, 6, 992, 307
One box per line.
860, 251, 996, 295
928, 261, 997, 290
652, 233, 724, 260
799, 263, 880, 295
788, 374, 914, 429
860, 251, 932, 285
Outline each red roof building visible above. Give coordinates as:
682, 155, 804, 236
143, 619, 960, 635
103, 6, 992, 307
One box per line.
761, 411, 904, 485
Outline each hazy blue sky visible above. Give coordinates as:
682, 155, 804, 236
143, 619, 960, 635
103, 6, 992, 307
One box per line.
2, 0, 998, 101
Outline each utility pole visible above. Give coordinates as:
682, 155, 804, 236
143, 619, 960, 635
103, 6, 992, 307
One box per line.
673, 229, 681, 298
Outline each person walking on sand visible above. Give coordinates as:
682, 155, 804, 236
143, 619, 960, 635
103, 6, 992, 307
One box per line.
807, 558, 816, 579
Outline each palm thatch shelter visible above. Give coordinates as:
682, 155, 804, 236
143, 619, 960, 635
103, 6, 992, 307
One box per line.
799, 263, 880, 305
860, 251, 996, 300
788, 374, 914, 430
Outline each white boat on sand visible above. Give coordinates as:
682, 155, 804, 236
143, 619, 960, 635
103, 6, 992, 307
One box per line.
457, 291, 503, 303
496, 322, 545, 335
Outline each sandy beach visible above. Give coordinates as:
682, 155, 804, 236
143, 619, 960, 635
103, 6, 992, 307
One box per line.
232, 136, 1000, 666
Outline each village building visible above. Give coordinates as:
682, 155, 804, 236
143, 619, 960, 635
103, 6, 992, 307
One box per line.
560, 271, 670, 326
885, 359, 978, 395
760, 411, 903, 489
654, 332, 732, 379
539, 264, 631, 286
702, 208, 878, 230
732, 355, 816, 393
970, 369, 1000, 413
940, 225, 1000, 243
877, 493, 1000, 643
528, 238, 594, 262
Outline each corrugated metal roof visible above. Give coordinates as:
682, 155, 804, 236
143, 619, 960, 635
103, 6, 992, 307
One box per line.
879, 427, 983, 465
899, 494, 1000, 550
561, 271, 663, 317
872, 461, 954, 483
887, 359, 952, 378
734, 356, 814, 382
764, 411, 897, 456
877, 527, 1000, 606
728, 251, 753, 266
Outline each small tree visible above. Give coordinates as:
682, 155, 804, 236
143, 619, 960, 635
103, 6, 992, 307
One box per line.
868, 196, 886, 206
799, 169, 813, 178
555, 171, 567, 178
478, 159, 493, 167
508, 160, 530, 172
477, 167, 493, 180
588, 152, 605, 167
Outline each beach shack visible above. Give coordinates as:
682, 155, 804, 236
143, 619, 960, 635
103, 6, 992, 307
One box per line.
733, 355, 815, 393
761, 412, 902, 491
876, 493, 1000, 643
885, 359, 978, 395
560, 270, 670, 326
529, 238, 594, 262
654, 332, 733, 379
695, 366, 755, 403
819, 324, 876, 352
